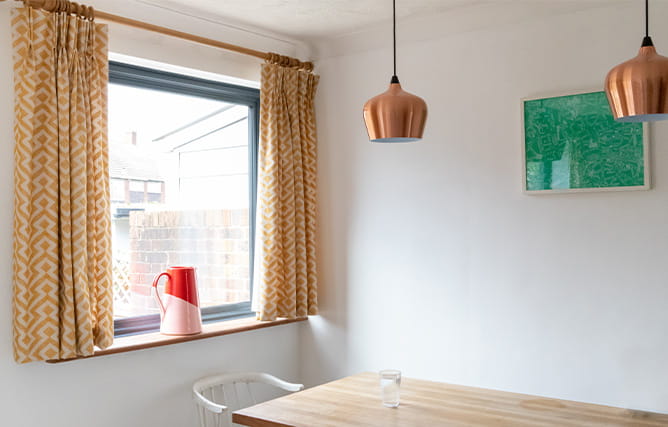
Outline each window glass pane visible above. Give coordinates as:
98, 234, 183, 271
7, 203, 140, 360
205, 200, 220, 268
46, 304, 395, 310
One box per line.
180, 146, 248, 178
146, 181, 162, 193
147, 193, 162, 203
180, 175, 248, 208
129, 180, 145, 191
109, 83, 250, 320
110, 178, 125, 202
129, 191, 145, 204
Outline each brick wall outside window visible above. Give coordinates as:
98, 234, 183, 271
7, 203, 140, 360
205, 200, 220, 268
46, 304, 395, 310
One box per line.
123, 209, 250, 316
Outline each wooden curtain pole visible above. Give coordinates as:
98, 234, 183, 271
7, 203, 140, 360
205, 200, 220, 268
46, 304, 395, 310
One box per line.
94, 9, 267, 61
3, 0, 314, 70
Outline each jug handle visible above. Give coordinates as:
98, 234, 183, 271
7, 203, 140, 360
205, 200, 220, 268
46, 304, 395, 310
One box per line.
151, 272, 170, 316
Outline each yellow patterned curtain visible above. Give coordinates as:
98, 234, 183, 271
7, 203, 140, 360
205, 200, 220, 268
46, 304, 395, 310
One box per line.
12, 8, 112, 363
253, 60, 319, 321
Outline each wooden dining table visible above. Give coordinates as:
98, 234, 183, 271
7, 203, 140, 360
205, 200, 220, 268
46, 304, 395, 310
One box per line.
232, 372, 668, 426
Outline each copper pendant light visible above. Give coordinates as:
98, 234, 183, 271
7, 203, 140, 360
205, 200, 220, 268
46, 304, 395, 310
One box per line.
363, 0, 427, 142
605, 0, 668, 122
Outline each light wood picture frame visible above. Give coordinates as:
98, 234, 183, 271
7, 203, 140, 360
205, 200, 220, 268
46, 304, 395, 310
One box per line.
521, 89, 650, 194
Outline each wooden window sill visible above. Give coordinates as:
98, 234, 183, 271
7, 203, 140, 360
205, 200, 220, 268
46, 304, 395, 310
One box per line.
46, 316, 307, 364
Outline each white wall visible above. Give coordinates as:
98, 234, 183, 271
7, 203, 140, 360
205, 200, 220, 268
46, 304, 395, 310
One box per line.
305, 1, 668, 414
90, 0, 311, 83
0, 3, 303, 426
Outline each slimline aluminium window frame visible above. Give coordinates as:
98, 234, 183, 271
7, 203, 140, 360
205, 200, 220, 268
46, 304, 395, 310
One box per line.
109, 61, 260, 337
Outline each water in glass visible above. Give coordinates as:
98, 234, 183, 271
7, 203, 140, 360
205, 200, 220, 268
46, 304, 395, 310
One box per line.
379, 370, 401, 407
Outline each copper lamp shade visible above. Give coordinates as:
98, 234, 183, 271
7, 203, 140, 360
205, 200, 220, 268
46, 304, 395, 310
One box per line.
363, 0, 428, 143
363, 79, 428, 142
605, 0, 668, 122
605, 39, 668, 122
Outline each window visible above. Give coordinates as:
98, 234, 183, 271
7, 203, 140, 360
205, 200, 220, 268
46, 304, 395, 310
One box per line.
108, 62, 259, 336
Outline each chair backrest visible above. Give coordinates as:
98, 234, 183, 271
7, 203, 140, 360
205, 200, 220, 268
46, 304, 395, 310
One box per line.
193, 372, 303, 427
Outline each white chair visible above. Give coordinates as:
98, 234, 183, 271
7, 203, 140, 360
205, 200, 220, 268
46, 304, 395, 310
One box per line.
193, 372, 304, 427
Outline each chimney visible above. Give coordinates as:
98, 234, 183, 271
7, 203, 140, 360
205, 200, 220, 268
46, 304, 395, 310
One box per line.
124, 131, 138, 145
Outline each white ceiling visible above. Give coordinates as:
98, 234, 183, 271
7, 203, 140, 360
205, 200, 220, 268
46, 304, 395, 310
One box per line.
133, 0, 623, 41
135, 0, 486, 39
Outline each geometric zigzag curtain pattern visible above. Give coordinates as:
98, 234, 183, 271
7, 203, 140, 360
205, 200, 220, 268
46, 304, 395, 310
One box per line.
12, 7, 113, 363
253, 60, 319, 321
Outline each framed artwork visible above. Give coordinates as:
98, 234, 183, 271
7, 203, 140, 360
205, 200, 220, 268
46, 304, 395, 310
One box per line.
522, 90, 649, 193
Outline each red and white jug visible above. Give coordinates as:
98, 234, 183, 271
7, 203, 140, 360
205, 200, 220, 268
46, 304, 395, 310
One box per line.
152, 266, 202, 335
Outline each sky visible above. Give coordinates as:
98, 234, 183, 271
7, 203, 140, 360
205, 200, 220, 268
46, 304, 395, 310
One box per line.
108, 83, 231, 149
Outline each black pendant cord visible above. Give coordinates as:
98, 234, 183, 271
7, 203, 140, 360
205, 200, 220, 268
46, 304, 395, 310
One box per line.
391, 0, 399, 84
646, 0, 649, 37
642, 0, 654, 47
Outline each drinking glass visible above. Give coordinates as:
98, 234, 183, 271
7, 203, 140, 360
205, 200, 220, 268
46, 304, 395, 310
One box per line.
379, 369, 401, 407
